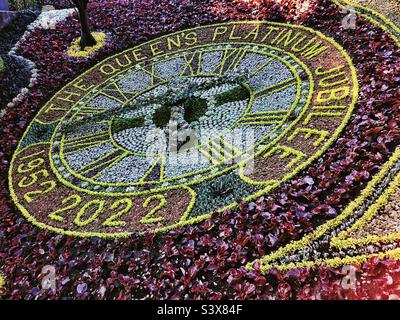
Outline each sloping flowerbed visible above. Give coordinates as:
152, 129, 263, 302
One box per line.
0, 0, 399, 299
0, 11, 39, 112
351, 0, 400, 27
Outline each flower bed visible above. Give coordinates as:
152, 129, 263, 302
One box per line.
0, 0, 399, 299
350, 0, 400, 27
0, 11, 38, 55
0, 11, 39, 111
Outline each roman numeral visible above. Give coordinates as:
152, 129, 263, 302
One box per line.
254, 77, 297, 96
180, 52, 202, 77
135, 64, 167, 86
199, 138, 241, 164
77, 150, 127, 179
215, 49, 274, 76
220, 48, 247, 74
139, 157, 164, 183
101, 82, 136, 102
73, 106, 109, 120
237, 111, 288, 126
248, 57, 275, 76
63, 131, 110, 155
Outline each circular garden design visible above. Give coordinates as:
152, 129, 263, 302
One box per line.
0, 0, 400, 299
10, 22, 357, 236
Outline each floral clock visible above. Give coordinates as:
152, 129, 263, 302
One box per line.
9, 21, 358, 238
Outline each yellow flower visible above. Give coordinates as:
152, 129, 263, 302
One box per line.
67, 32, 107, 58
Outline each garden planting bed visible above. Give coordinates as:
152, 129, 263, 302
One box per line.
0, 0, 399, 299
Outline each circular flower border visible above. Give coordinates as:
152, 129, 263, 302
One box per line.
0, 0, 399, 299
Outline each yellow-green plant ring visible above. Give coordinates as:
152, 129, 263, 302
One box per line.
9, 21, 357, 238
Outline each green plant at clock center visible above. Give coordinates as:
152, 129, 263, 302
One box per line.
109, 71, 251, 154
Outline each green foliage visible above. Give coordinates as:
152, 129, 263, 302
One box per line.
0, 56, 4, 74
153, 104, 171, 128
9, 0, 43, 10
215, 85, 249, 105
152, 96, 209, 128
112, 117, 144, 133
183, 97, 208, 123
19, 122, 57, 149
190, 173, 258, 218
64, 70, 250, 132
112, 84, 249, 133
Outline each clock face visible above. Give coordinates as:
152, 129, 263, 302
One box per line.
54, 45, 308, 188
9, 22, 358, 237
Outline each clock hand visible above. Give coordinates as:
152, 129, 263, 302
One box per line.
61, 68, 250, 134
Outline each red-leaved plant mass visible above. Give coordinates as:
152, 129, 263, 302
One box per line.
0, 0, 399, 299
